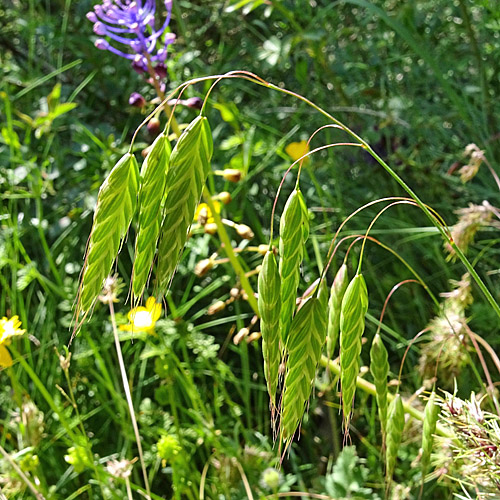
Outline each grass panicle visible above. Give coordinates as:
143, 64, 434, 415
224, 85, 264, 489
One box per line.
132, 133, 172, 303
279, 188, 309, 346
280, 279, 328, 445
386, 394, 405, 488
258, 250, 281, 410
421, 391, 439, 480
156, 116, 213, 297
370, 333, 389, 438
326, 263, 349, 360
79, 153, 139, 313
339, 273, 369, 430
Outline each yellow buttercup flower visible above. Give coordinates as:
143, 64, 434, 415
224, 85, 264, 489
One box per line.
119, 297, 161, 333
285, 140, 310, 162
0, 315, 26, 368
193, 201, 221, 225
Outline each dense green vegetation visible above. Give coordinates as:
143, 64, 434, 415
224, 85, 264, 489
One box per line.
1, 1, 499, 498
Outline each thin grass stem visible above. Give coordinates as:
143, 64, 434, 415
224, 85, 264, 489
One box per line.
108, 301, 151, 500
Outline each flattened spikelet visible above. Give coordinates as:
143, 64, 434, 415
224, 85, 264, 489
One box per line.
280, 279, 328, 444
326, 264, 349, 359
340, 273, 369, 429
156, 116, 213, 296
370, 333, 389, 437
258, 250, 281, 409
132, 133, 171, 302
386, 394, 405, 485
79, 153, 139, 313
279, 189, 309, 345
421, 391, 439, 479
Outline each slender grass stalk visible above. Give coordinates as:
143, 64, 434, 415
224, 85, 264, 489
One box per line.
108, 301, 151, 500
0, 444, 46, 500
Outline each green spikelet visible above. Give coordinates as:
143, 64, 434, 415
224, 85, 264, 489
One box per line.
132, 133, 172, 302
370, 333, 389, 438
280, 279, 328, 443
258, 250, 281, 409
79, 153, 139, 313
421, 391, 439, 480
339, 273, 369, 429
156, 116, 213, 296
279, 188, 309, 345
386, 394, 405, 486
326, 264, 349, 360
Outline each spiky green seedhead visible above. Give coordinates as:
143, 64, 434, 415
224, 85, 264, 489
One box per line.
279, 188, 309, 346
340, 273, 369, 430
79, 153, 139, 313
258, 250, 281, 409
326, 264, 349, 360
370, 333, 389, 437
280, 279, 328, 444
132, 133, 172, 302
155, 116, 213, 297
421, 391, 439, 479
386, 394, 405, 485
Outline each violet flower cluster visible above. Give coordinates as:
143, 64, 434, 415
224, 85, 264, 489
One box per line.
87, 0, 175, 74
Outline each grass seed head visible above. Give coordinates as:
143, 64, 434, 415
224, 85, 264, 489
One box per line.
340, 273, 369, 430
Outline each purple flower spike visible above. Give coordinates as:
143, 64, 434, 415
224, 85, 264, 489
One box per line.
88, 0, 175, 74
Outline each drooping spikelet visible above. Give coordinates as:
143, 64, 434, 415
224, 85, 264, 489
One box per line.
155, 116, 213, 296
79, 153, 139, 313
339, 274, 369, 429
280, 279, 328, 445
279, 189, 309, 346
258, 250, 281, 409
132, 133, 171, 302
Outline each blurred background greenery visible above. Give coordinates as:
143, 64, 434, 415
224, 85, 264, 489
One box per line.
1, 0, 499, 498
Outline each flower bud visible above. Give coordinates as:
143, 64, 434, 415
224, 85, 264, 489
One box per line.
129, 92, 146, 108
147, 117, 161, 136
155, 63, 167, 79
194, 258, 213, 278
141, 144, 153, 158
204, 223, 218, 235
207, 300, 226, 316
233, 328, 250, 345
230, 287, 240, 299
185, 97, 203, 110
246, 331, 261, 343
236, 224, 254, 240
93, 22, 107, 36
197, 205, 209, 225
86, 12, 98, 22
131, 54, 147, 74
95, 39, 110, 50
221, 169, 242, 182
257, 244, 268, 255
217, 191, 232, 204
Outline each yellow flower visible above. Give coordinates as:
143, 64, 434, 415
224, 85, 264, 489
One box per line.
119, 297, 161, 333
0, 316, 26, 368
285, 140, 310, 162
193, 201, 221, 225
